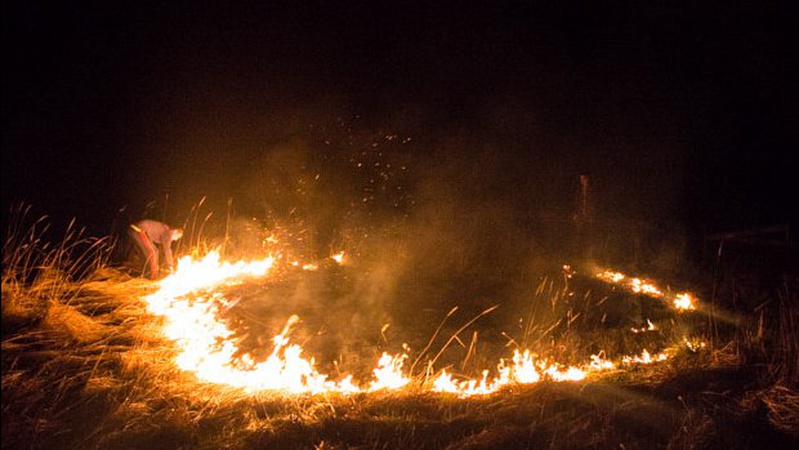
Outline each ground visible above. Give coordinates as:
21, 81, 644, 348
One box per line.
2, 226, 798, 449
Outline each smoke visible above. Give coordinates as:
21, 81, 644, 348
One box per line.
129, 94, 697, 374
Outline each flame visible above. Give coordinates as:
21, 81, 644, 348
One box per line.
143, 251, 676, 397
595, 268, 698, 313
331, 251, 347, 265
588, 353, 616, 371
368, 353, 410, 391
673, 293, 697, 311
631, 319, 657, 334
144, 251, 362, 394
683, 337, 707, 352
630, 278, 663, 296
621, 349, 669, 365
429, 349, 613, 397
597, 270, 625, 283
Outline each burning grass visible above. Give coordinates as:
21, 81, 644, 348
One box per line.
2, 212, 797, 449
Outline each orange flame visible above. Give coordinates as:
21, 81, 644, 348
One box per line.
331, 251, 347, 265
621, 349, 669, 365
595, 269, 698, 313
673, 293, 697, 311
429, 349, 614, 397
143, 252, 676, 396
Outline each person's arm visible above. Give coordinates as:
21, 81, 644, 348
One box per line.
163, 237, 174, 272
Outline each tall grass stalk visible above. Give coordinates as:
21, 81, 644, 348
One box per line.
3, 205, 113, 304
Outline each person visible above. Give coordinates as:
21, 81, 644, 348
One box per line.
129, 219, 183, 278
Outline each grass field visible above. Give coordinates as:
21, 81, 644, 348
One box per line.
2, 213, 797, 449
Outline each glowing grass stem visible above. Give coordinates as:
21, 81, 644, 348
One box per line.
427, 304, 500, 373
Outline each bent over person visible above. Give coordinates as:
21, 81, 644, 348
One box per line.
129, 219, 183, 278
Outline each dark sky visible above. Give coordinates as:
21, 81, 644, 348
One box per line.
2, 1, 797, 242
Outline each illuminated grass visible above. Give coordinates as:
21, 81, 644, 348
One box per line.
2, 211, 797, 449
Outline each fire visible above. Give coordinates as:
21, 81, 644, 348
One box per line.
673, 293, 697, 311
683, 337, 707, 352
142, 251, 678, 397
631, 319, 657, 333
595, 268, 699, 313
144, 251, 362, 394
331, 251, 347, 265
588, 353, 616, 371
430, 349, 608, 397
630, 277, 663, 296
368, 353, 411, 391
621, 349, 669, 365
597, 270, 625, 283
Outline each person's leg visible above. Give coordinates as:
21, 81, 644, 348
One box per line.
130, 228, 158, 278
148, 242, 159, 278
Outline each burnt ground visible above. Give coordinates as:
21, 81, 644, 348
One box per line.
2, 258, 798, 449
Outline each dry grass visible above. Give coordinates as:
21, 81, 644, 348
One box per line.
2, 211, 797, 449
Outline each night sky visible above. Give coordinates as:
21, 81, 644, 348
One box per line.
3, 2, 796, 252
